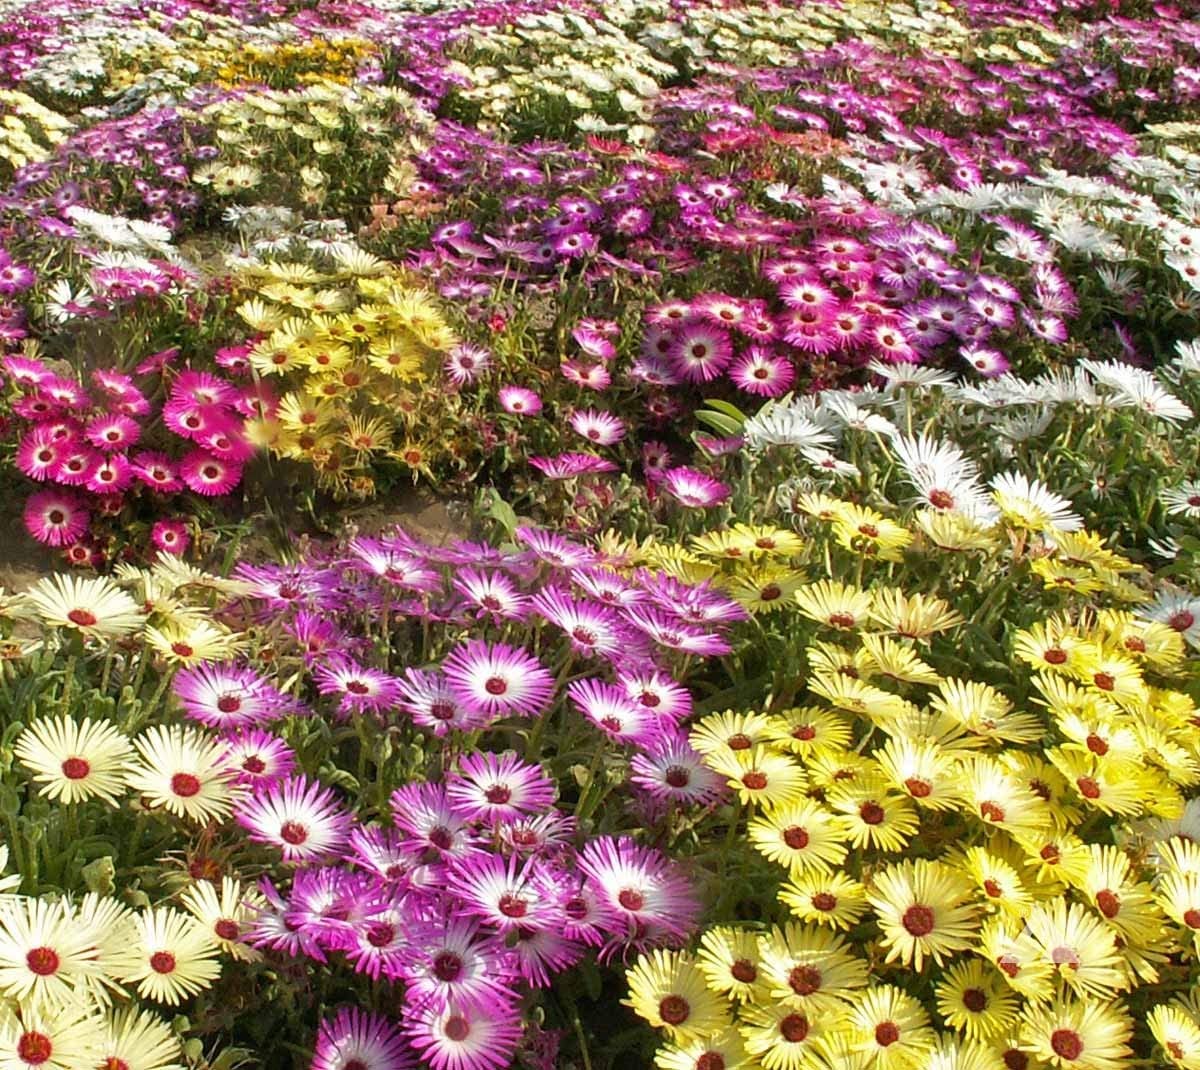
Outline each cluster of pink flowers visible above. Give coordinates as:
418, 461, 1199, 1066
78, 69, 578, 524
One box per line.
5, 352, 254, 562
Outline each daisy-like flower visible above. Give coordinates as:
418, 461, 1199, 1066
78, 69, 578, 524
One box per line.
1148, 1005, 1200, 1070
748, 799, 848, 876
778, 872, 870, 931
313, 658, 402, 718
568, 679, 665, 748
145, 620, 243, 667
216, 730, 296, 787
867, 860, 979, 970
444, 344, 491, 387
497, 385, 542, 416
1161, 481, 1200, 519
174, 664, 289, 730
934, 958, 1020, 1042
705, 746, 808, 809
655, 1028, 749, 1070
445, 752, 556, 823
179, 877, 261, 963
828, 778, 921, 852
1141, 592, 1200, 650
659, 467, 731, 509
617, 670, 692, 723
0, 896, 107, 1008
569, 409, 626, 446
757, 922, 868, 1014
312, 1008, 412, 1070
847, 984, 935, 1070
442, 641, 554, 720
0, 1000, 103, 1070
578, 837, 699, 947
233, 775, 351, 863
452, 569, 530, 622
178, 450, 241, 496
528, 453, 618, 479
400, 917, 516, 1013
667, 323, 733, 382
1023, 901, 1126, 999
447, 852, 563, 937
22, 574, 144, 639
112, 907, 221, 1006
991, 472, 1082, 533
695, 926, 764, 1003
533, 589, 631, 660
95, 1006, 184, 1070
729, 348, 795, 396
14, 716, 131, 806
397, 670, 487, 736
625, 949, 728, 1041
1019, 999, 1132, 1070
794, 580, 873, 632
630, 736, 726, 805
738, 1000, 826, 1069
126, 726, 237, 825
404, 999, 521, 1070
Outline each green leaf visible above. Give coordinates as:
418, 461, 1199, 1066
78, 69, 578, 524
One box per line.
486, 496, 519, 538
694, 410, 743, 438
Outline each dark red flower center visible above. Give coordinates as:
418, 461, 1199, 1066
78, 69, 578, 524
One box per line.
962, 987, 988, 1012
216, 694, 241, 714
367, 923, 395, 947
1076, 777, 1102, 799
150, 951, 176, 974
171, 773, 201, 797
788, 965, 821, 995
1050, 1030, 1083, 1061
498, 894, 527, 919
859, 801, 885, 825
67, 608, 97, 627
444, 1015, 470, 1042
17, 1033, 52, 1065
664, 766, 690, 788
730, 959, 757, 983
658, 995, 690, 1025
280, 821, 308, 845
902, 905, 935, 936
61, 757, 90, 780
780, 1014, 809, 1043
241, 756, 266, 774
783, 826, 809, 850
874, 1022, 900, 1047
484, 676, 508, 695
811, 892, 837, 911
618, 888, 645, 911
484, 785, 512, 805
25, 947, 59, 976
214, 919, 240, 941
905, 778, 932, 798
741, 771, 768, 791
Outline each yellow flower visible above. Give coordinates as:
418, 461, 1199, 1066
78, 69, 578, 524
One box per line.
1095, 609, 1185, 669
828, 777, 920, 852
808, 673, 917, 723
913, 510, 1001, 552
689, 711, 776, 756
935, 959, 1020, 1042
1025, 901, 1126, 999
145, 620, 244, 667
867, 860, 979, 970
696, 927, 764, 1003
955, 845, 1034, 919
747, 800, 848, 876
868, 589, 963, 640
957, 756, 1052, 836
778, 872, 869, 931
762, 707, 853, 757
805, 641, 874, 681
705, 746, 808, 809
738, 1001, 828, 1070
756, 923, 867, 1014
654, 1028, 751, 1070
1018, 999, 1132, 1070
1012, 616, 1085, 673
1045, 749, 1153, 817
794, 580, 874, 631
1069, 645, 1148, 708
1031, 557, 1105, 595
624, 949, 730, 1042
847, 984, 935, 1070
1015, 830, 1093, 889
859, 634, 941, 685
931, 678, 1042, 745
875, 737, 962, 811
1149, 1005, 1200, 1070
726, 567, 806, 614
1080, 845, 1165, 946
831, 503, 912, 561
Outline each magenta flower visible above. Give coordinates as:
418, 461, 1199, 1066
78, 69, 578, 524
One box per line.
175, 663, 290, 729
398, 669, 491, 736
447, 852, 564, 937
151, 519, 190, 556
577, 836, 700, 949
346, 907, 408, 981
23, 489, 89, 546
391, 783, 477, 862
179, 450, 242, 496
84, 452, 133, 494
442, 641, 554, 720
312, 1008, 413, 1070
532, 588, 633, 661
616, 669, 692, 723
217, 730, 296, 787
730, 347, 796, 396
234, 775, 352, 863
497, 385, 542, 415
400, 918, 517, 1013
667, 322, 733, 382
568, 408, 625, 446
403, 999, 522, 1070
659, 466, 731, 508
446, 752, 556, 824
630, 735, 727, 805
567, 679, 666, 747
452, 568, 530, 622
132, 452, 184, 493
314, 658, 402, 717
85, 413, 141, 451
528, 453, 618, 479
444, 344, 492, 386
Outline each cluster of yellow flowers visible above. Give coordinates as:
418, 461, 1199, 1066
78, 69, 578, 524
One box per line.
0, 90, 71, 175
0, 562, 248, 665
191, 81, 422, 207
0, 850, 254, 1068
234, 255, 462, 496
628, 493, 1200, 1069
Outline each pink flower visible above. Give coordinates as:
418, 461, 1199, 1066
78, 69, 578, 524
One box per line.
179, 450, 242, 496
151, 519, 190, 556
24, 489, 89, 546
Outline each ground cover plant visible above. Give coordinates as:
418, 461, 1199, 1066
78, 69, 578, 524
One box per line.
0, 0, 1197, 1068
